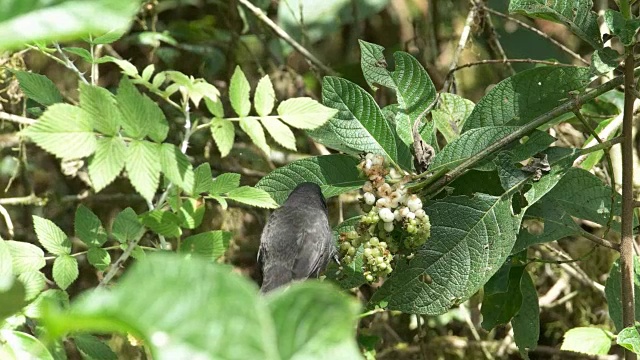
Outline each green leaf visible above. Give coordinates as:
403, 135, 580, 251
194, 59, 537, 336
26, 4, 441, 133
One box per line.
33, 216, 71, 256
254, 75, 276, 116
79, 83, 120, 136
211, 173, 241, 194
105, 57, 138, 77
205, 98, 224, 118
180, 231, 231, 261
481, 266, 524, 330
604, 10, 640, 46
141, 210, 182, 238
561, 327, 612, 355
369, 193, 521, 314
229, 66, 251, 117
261, 117, 297, 151
591, 47, 620, 75
193, 163, 214, 195
618, 327, 640, 354
116, 77, 168, 142
73, 334, 117, 360
90, 29, 126, 45
5, 240, 46, 273
141, 64, 155, 82
87, 247, 110, 271
0, 240, 12, 290
88, 137, 126, 192
75, 205, 107, 247
605, 256, 640, 331
52, 255, 78, 290
256, 154, 362, 205
309, 77, 397, 162
64, 47, 93, 62
277, 97, 338, 130
0, 330, 54, 360
0, 0, 140, 52
509, 0, 602, 49
358, 40, 394, 91
111, 208, 144, 244
511, 271, 539, 358
13, 71, 63, 106
227, 187, 278, 209
125, 140, 161, 202
210, 118, 235, 157
178, 198, 205, 229
239, 118, 270, 155
0, 280, 27, 323
160, 143, 194, 193
432, 93, 475, 143
23, 104, 97, 160
18, 271, 46, 301
462, 67, 592, 131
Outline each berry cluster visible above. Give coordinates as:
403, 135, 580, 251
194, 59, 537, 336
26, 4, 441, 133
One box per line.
338, 154, 431, 283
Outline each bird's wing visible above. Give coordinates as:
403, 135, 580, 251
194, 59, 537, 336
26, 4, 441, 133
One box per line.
292, 209, 333, 279
258, 207, 298, 292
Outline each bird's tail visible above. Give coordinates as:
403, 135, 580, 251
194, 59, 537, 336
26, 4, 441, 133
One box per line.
259, 264, 294, 293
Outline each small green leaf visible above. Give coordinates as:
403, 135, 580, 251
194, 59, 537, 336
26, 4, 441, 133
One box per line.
23, 104, 97, 160
125, 140, 161, 202
358, 40, 394, 91
180, 231, 231, 261
254, 75, 276, 116
604, 10, 640, 46
432, 93, 475, 142
52, 255, 79, 290
13, 71, 63, 106
561, 327, 612, 355
90, 29, 127, 45
18, 271, 46, 301
192, 163, 214, 195
0, 330, 54, 360
239, 118, 270, 155
511, 271, 540, 358
277, 97, 337, 130
227, 186, 278, 209
107, 57, 138, 77
618, 327, 640, 354
229, 66, 251, 117
210, 118, 235, 157
0, 280, 27, 322
111, 208, 144, 244
178, 198, 205, 229
75, 205, 107, 247
141, 64, 155, 82
5, 240, 46, 274
591, 47, 620, 75
116, 77, 168, 142
261, 117, 297, 151
88, 136, 126, 192
141, 210, 182, 238
73, 334, 117, 360
79, 82, 121, 136
0, 240, 12, 290
33, 216, 71, 256
211, 173, 241, 194
87, 247, 110, 271
64, 47, 93, 62
160, 143, 194, 193
205, 98, 224, 118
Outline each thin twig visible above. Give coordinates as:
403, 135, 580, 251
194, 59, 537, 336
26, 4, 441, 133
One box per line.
479, 1, 515, 77
451, 58, 574, 73
0, 111, 36, 125
441, 2, 477, 93
54, 43, 89, 84
237, 0, 336, 75
459, 304, 494, 360
0, 204, 14, 238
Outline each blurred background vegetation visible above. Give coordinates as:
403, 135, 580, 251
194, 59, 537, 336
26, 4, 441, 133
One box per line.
0, 0, 622, 358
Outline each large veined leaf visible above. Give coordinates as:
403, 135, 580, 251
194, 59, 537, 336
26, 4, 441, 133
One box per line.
256, 154, 362, 205
41, 253, 361, 360
125, 140, 161, 202
0, 0, 141, 51
13, 71, 63, 106
88, 137, 126, 192
308, 77, 397, 162
369, 193, 521, 314
159, 143, 194, 193
462, 66, 592, 131
509, 0, 602, 49
23, 104, 97, 160
79, 83, 121, 136
116, 77, 168, 142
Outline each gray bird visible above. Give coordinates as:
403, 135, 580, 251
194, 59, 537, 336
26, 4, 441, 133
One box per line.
258, 182, 334, 293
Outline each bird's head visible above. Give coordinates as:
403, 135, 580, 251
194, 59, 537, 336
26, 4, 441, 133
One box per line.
283, 182, 327, 210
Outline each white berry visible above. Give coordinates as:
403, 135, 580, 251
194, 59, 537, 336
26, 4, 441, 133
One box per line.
379, 208, 394, 223
363, 192, 376, 205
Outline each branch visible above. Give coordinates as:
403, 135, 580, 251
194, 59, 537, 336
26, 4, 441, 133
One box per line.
0, 111, 36, 125
451, 59, 574, 74
441, 2, 477, 93
237, 0, 336, 75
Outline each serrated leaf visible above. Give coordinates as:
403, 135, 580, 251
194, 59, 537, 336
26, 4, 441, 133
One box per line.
53, 255, 78, 290
618, 327, 640, 354
160, 143, 194, 193
210, 118, 235, 157
229, 66, 251, 117
561, 327, 612, 355
432, 93, 475, 143
481, 266, 524, 330
23, 104, 97, 160
125, 140, 161, 202
90, 29, 126, 45
64, 47, 93, 62
256, 154, 362, 205
239, 118, 270, 155
87, 247, 110, 271
141, 210, 182, 238
106, 57, 138, 77
112, 208, 145, 244
73, 334, 117, 360
509, 0, 602, 49
18, 270, 46, 301
75, 205, 107, 247
116, 77, 168, 142
5, 240, 46, 274
211, 196, 228, 209
462, 67, 592, 131
358, 40, 394, 91
13, 71, 63, 106
178, 198, 205, 229
254, 75, 276, 116
211, 173, 241, 194
511, 271, 539, 359
190, 80, 220, 107
261, 117, 297, 150
193, 163, 214, 195
180, 231, 231, 261
369, 193, 521, 314
277, 97, 337, 130
79, 83, 120, 136
227, 186, 278, 209
604, 9, 640, 46
33, 216, 71, 256
88, 136, 126, 192
205, 98, 224, 118
308, 77, 397, 162
141, 64, 155, 82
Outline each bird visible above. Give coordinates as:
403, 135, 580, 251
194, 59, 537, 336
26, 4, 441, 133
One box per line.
258, 182, 334, 293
